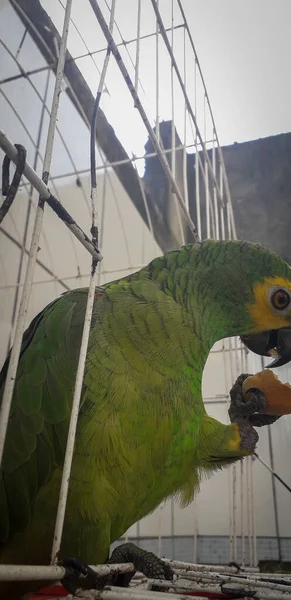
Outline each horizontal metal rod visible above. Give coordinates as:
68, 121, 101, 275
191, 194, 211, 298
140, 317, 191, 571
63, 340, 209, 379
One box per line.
16, 138, 217, 190
0, 562, 134, 582
165, 559, 259, 573
79, 585, 202, 600
152, 578, 291, 599
0, 130, 102, 262
0, 263, 146, 289
0, 24, 185, 87
172, 570, 291, 594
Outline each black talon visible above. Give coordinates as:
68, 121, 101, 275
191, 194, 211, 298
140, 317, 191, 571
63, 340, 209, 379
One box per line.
60, 557, 105, 594
249, 413, 281, 427
60, 544, 174, 594
108, 542, 174, 584
221, 583, 248, 598
228, 374, 281, 427
228, 560, 241, 572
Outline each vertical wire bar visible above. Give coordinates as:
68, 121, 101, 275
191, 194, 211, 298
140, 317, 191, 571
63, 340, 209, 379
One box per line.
241, 340, 252, 565
219, 164, 225, 240
170, 0, 176, 181
50, 269, 98, 564
223, 332, 236, 562
247, 335, 257, 567
222, 336, 234, 563
195, 144, 201, 239
6, 68, 51, 356
157, 503, 163, 558
203, 94, 207, 143
193, 502, 199, 563
193, 527, 197, 563
268, 422, 282, 562
203, 96, 215, 238
228, 467, 234, 562
220, 158, 237, 240
212, 132, 219, 239
152, 0, 223, 206
234, 336, 240, 375
89, 0, 199, 241
228, 335, 238, 564
232, 464, 237, 562
227, 200, 231, 240
250, 457, 257, 566
182, 26, 189, 213
240, 460, 245, 567
205, 162, 210, 238
0, 0, 73, 468
136, 520, 140, 548
50, 0, 116, 563
168, 0, 185, 246
246, 456, 253, 567
170, 497, 175, 559
134, 0, 142, 97
90, 0, 116, 226
155, 0, 160, 143
194, 61, 201, 239
132, 159, 155, 238
235, 336, 243, 566
177, 0, 237, 236
108, 173, 133, 270
203, 95, 210, 238
97, 165, 108, 286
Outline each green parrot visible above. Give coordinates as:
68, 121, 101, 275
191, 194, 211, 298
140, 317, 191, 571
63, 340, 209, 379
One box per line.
0, 238, 291, 598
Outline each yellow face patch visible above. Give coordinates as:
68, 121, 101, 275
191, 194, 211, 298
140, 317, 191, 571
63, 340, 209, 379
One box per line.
248, 276, 291, 333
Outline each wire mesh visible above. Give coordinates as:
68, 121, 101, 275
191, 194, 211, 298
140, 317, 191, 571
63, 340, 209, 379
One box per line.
0, 0, 290, 597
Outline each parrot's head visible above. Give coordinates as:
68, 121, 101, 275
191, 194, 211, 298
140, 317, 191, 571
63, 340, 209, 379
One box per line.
240, 285, 291, 369
193, 240, 291, 368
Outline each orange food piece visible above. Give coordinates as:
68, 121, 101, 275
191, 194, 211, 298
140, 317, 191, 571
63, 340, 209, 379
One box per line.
242, 369, 291, 415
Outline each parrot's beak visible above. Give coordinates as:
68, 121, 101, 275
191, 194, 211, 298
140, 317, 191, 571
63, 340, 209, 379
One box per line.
240, 326, 291, 368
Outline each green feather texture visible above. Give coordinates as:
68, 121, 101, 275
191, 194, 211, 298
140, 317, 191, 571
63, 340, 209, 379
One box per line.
0, 239, 290, 573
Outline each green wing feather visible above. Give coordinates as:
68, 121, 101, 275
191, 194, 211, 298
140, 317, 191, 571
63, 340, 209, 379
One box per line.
0, 290, 89, 543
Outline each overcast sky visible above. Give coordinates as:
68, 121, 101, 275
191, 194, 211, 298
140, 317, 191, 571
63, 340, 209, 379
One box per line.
183, 0, 291, 146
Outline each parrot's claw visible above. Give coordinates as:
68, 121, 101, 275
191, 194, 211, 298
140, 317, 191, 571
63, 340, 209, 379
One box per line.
228, 560, 241, 572
60, 545, 174, 594
60, 557, 108, 595
108, 542, 174, 583
236, 419, 258, 452
229, 373, 281, 427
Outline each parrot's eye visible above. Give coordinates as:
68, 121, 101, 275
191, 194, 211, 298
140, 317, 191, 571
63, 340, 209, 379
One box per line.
270, 289, 291, 311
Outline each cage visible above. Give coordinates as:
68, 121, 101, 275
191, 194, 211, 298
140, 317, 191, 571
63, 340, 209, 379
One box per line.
1, 1, 291, 598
